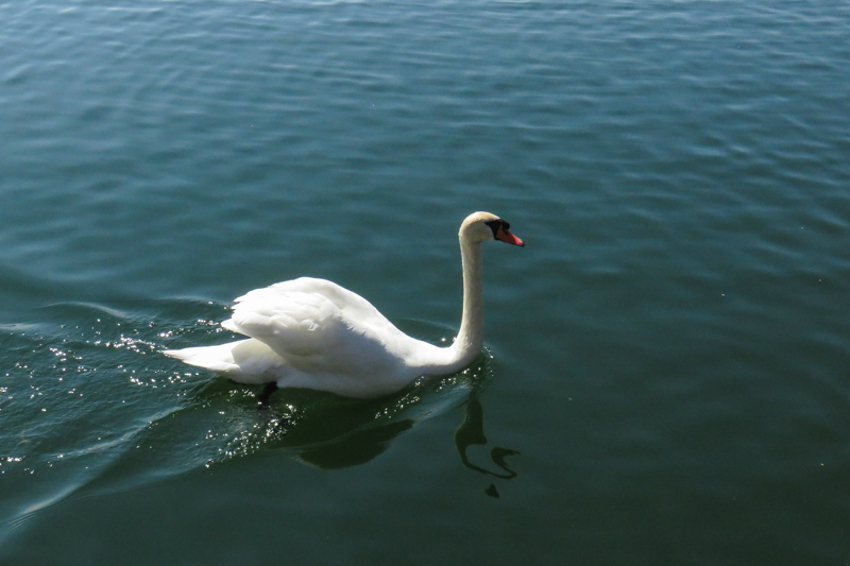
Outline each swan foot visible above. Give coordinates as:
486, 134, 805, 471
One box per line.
257, 382, 279, 409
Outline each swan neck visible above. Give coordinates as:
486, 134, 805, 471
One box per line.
453, 235, 484, 364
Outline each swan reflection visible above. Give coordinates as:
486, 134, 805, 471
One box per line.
246, 358, 519, 491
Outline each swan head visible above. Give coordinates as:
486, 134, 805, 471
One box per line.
460, 211, 525, 247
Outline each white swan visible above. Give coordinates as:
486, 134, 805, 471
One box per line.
163, 211, 524, 398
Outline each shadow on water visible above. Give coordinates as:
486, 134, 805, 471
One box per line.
0, 298, 520, 543
454, 395, 521, 497
249, 368, 520, 495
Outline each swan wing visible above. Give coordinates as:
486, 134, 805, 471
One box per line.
222, 278, 409, 374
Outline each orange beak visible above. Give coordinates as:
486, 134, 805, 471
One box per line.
495, 226, 524, 247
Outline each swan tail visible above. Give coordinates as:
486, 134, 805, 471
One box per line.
163, 339, 286, 384
162, 343, 240, 374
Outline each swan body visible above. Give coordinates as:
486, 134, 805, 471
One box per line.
164, 211, 523, 398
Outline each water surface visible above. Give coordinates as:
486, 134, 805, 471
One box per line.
1, 0, 849, 564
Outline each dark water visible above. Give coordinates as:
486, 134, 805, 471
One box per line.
1, 0, 849, 564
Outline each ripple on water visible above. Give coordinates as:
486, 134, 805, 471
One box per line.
0, 299, 498, 538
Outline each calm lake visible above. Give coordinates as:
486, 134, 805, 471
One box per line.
1, 0, 849, 564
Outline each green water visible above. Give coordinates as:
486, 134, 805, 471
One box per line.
1, 0, 849, 563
